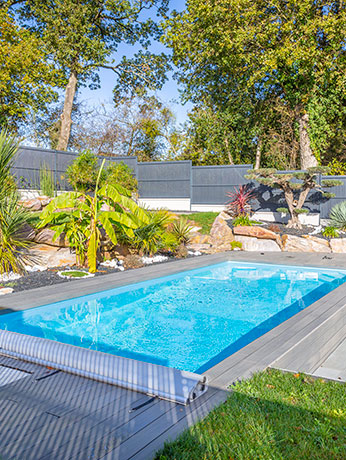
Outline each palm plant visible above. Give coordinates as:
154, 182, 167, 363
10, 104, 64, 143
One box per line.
0, 192, 34, 274
39, 160, 149, 272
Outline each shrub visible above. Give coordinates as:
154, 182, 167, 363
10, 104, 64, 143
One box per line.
329, 202, 346, 230
171, 217, 194, 245
230, 241, 242, 250
232, 215, 255, 227
322, 226, 339, 238
66, 150, 104, 192
39, 164, 55, 197
226, 185, 255, 217
327, 159, 346, 176
105, 162, 138, 195
0, 192, 33, 274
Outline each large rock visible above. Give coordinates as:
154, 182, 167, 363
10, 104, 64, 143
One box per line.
282, 235, 331, 252
189, 234, 210, 245
330, 238, 346, 253
234, 235, 281, 252
187, 243, 212, 252
28, 244, 76, 267
233, 226, 278, 240
20, 198, 42, 211
34, 228, 68, 247
209, 212, 234, 247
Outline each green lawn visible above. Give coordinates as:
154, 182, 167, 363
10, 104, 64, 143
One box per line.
181, 212, 218, 234
155, 369, 346, 460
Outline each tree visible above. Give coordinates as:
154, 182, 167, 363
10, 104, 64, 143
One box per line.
164, 0, 346, 168
0, 10, 60, 129
245, 167, 342, 229
11, 0, 170, 150
72, 96, 184, 160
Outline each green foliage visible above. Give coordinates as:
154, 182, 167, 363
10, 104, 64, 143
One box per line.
0, 128, 19, 198
322, 226, 339, 239
105, 161, 138, 194
294, 208, 308, 215
329, 202, 346, 231
39, 160, 149, 272
230, 241, 242, 250
163, 1, 346, 168
179, 212, 218, 234
171, 217, 194, 245
128, 209, 173, 256
276, 208, 289, 214
327, 159, 346, 176
155, 369, 346, 460
60, 270, 91, 278
39, 164, 55, 197
0, 9, 60, 129
0, 192, 33, 274
321, 179, 343, 188
66, 150, 103, 192
232, 215, 260, 227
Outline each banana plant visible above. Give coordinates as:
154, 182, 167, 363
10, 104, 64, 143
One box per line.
39, 160, 149, 272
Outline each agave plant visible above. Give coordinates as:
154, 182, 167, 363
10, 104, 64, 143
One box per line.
0, 192, 34, 274
39, 160, 149, 272
226, 185, 255, 217
329, 201, 346, 230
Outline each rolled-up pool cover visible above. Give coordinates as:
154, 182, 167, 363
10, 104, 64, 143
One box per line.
0, 329, 208, 405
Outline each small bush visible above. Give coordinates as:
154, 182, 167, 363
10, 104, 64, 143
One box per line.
329, 201, 346, 230
322, 226, 339, 238
66, 150, 104, 192
230, 241, 242, 250
105, 161, 138, 194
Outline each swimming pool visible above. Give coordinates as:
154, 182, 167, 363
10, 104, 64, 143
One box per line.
0, 261, 345, 373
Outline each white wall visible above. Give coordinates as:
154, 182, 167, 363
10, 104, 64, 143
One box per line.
138, 198, 191, 211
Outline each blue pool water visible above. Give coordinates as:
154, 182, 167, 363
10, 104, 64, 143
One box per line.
0, 262, 345, 373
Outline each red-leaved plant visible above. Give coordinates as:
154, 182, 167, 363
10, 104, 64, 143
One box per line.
226, 185, 255, 217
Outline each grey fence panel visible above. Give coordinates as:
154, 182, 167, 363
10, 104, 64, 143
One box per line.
320, 175, 346, 219
13, 146, 138, 191
191, 165, 252, 205
138, 161, 191, 198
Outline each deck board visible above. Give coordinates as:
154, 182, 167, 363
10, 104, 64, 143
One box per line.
1, 252, 346, 459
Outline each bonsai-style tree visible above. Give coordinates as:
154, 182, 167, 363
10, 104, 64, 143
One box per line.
245, 167, 342, 229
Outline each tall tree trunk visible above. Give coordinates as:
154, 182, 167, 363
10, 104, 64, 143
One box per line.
298, 112, 317, 170
57, 70, 78, 151
255, 138, 261, 169
224, 137, 234, 164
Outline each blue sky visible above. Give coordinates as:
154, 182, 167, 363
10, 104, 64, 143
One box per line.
79, 0, 191, 127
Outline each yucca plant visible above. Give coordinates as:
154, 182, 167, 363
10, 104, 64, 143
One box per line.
0, 128, 19, 199
39, 160, 149, 272
171, 217, 194, 245
329, 202, 346, 230
0, 192, 34, 274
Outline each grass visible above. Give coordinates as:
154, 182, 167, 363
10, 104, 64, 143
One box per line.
180, 212, 218, 234
155, 369, 346, 460
60, 270, 90, 278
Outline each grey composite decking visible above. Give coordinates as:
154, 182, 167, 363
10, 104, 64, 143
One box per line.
1, 251, 346, 459
312, 338, 346, 381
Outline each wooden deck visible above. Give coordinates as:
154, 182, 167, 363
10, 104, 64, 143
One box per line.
1, 252, 346, 459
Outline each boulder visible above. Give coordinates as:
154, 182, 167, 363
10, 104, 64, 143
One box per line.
187, 243, 212, 252
28, 244, 76, 268
0, 288, 14, 296
233, 226, 278, 240
189, 234, 210, 245
234, 235, 281, 252
21, 198, 42, 211
330, 238, 346, 253
34, 228, 68, 247
19, 223, 36, 240
209, 212, 234, 246
282, 235, 331, 252
37, 196, 52, 207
